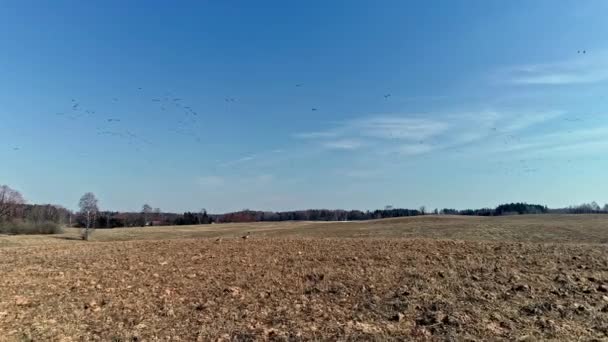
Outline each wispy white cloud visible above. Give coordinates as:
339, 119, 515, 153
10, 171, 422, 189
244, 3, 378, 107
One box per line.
238, 156, 255, 162
487, 125, 608, 157
294, 109, 563, 157
293, 130, 340, 139
296, 115, 447, 143
497, 52, 608, 85
322, 139, 364, 150
398, 143, 435, 155
501, 110, 564, 132
353, 116, 448, 141
218, 149, 285, 167
219, 154, 256, 167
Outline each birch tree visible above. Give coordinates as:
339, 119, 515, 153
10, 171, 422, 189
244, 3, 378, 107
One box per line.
78, 192, 99, 240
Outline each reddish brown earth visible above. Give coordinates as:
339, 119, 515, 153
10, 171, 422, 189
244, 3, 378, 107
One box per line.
2, 236, 608, 341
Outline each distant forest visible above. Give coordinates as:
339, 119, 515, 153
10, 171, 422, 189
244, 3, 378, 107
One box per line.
55, 202, 608, 227
2, 183, 607, 229
6, 202, 608, 229
102, 202, 608, 226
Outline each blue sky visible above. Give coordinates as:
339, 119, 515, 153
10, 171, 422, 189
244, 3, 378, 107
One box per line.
1, 1, 608, 213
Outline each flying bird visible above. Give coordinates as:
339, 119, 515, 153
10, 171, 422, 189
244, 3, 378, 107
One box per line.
384, 94, 391, 99
295, 84, 303, 87
241, 232, 251, 240
311, 108, 318, 111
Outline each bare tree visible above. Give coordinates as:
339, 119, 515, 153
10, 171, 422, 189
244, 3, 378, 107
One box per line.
142, 204, 152, 225
419, 206, 426, 215
79, 192, 99, 240
0, 185, 25, 222
198, 208, 207, 224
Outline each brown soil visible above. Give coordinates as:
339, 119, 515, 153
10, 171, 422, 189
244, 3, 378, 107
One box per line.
2, 236, 608, 341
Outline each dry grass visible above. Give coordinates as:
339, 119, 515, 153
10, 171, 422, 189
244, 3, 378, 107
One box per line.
1, 215, 608, 341
2, 214, 608, 248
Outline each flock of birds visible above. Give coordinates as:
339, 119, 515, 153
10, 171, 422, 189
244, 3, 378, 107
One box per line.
35, 83, 394, 156
6, 50, 592, 176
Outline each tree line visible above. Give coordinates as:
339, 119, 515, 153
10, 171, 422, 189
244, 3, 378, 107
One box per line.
212, 203, 550, 222
0, 185, 66, 234
550, 202, 608, 214
214, 208, 422, 223
2, 183, 608, 236
440, 203, 549, 216
88, 209, 213, 228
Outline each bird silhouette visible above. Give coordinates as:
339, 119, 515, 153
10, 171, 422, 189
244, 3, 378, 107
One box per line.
241, 232, 251, 240
311, 108, 318, 111
384, 94, 391, 99
296, 84, 303, 87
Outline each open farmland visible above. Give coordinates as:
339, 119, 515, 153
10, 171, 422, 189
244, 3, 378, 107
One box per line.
2, 215, 608, 341
2, 214, 608, 248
